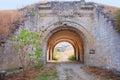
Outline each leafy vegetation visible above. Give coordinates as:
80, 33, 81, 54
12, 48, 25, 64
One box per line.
53, 48, 59, 61
68, 55, 75, 61
54, 48, 58, 54
114, 9, 120, 32
11, 29, 42, 76
30, 11, 36, 17
53, 57, 59, 61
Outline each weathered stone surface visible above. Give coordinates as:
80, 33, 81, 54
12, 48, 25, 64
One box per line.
0, 1, 120, 71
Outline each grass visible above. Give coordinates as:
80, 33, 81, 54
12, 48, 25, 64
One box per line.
34, 63, 44, 69
35, 67, 58, 80
68, 55, 75, 61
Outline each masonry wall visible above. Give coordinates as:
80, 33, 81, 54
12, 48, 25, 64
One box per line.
89, 7, 120, 71
0, 41, 20, 69
0, 1, 120, 71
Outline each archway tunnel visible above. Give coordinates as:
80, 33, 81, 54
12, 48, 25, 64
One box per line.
53, 42, 75, 62
47, 26, 84, 63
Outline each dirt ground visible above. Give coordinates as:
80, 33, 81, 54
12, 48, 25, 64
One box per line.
6, 66, 57, 80
54, 62, 94, 80
48, 62, 120, 80
83, 66, 120, 80
6, 62, 120, 80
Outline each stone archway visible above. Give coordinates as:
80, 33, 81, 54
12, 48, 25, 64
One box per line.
41, 21, 95, 64
52, 41, 75, 62
46, 25, 84, 63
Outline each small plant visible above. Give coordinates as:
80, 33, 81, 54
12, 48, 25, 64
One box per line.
53, 57, 58, 61
68, 55, 75, 61
30, 11, 36, 17
114, 9, 120, 32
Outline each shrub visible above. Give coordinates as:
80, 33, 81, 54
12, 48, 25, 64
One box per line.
30, 11, 36, 17
11, 29, 42, 76
53, 57, 58, 61
114, 9, 120, 32
68, 55, 75, 61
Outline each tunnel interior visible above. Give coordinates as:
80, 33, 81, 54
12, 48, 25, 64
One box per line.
53, 41, 75, 62
47, 25, 84, 63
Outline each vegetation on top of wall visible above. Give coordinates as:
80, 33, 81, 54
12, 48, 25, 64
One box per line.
114, 9, 120, 32
30, 11, 36, 17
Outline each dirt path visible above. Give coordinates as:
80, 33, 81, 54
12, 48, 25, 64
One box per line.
48, 62, 95, 80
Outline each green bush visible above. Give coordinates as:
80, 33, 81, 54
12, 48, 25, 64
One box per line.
11, 29, 42, 76
68, 55, 75, 61
114, 9, 120, 32
53, 57, 58, 61
30, 11, 36, 17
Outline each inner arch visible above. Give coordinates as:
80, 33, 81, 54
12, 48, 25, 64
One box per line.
53, 42, 75, 62
47, 26, 84, 63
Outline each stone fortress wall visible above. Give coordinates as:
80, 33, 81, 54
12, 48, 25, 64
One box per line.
0, 0, 120, 71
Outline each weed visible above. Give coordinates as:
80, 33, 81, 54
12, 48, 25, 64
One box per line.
30, 11, 36, 17
68, 55, 75, 61
53, 57, 59, 61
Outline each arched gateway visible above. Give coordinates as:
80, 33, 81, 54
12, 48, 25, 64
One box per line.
0, 0, 120, 71
40, 21, 94, 64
